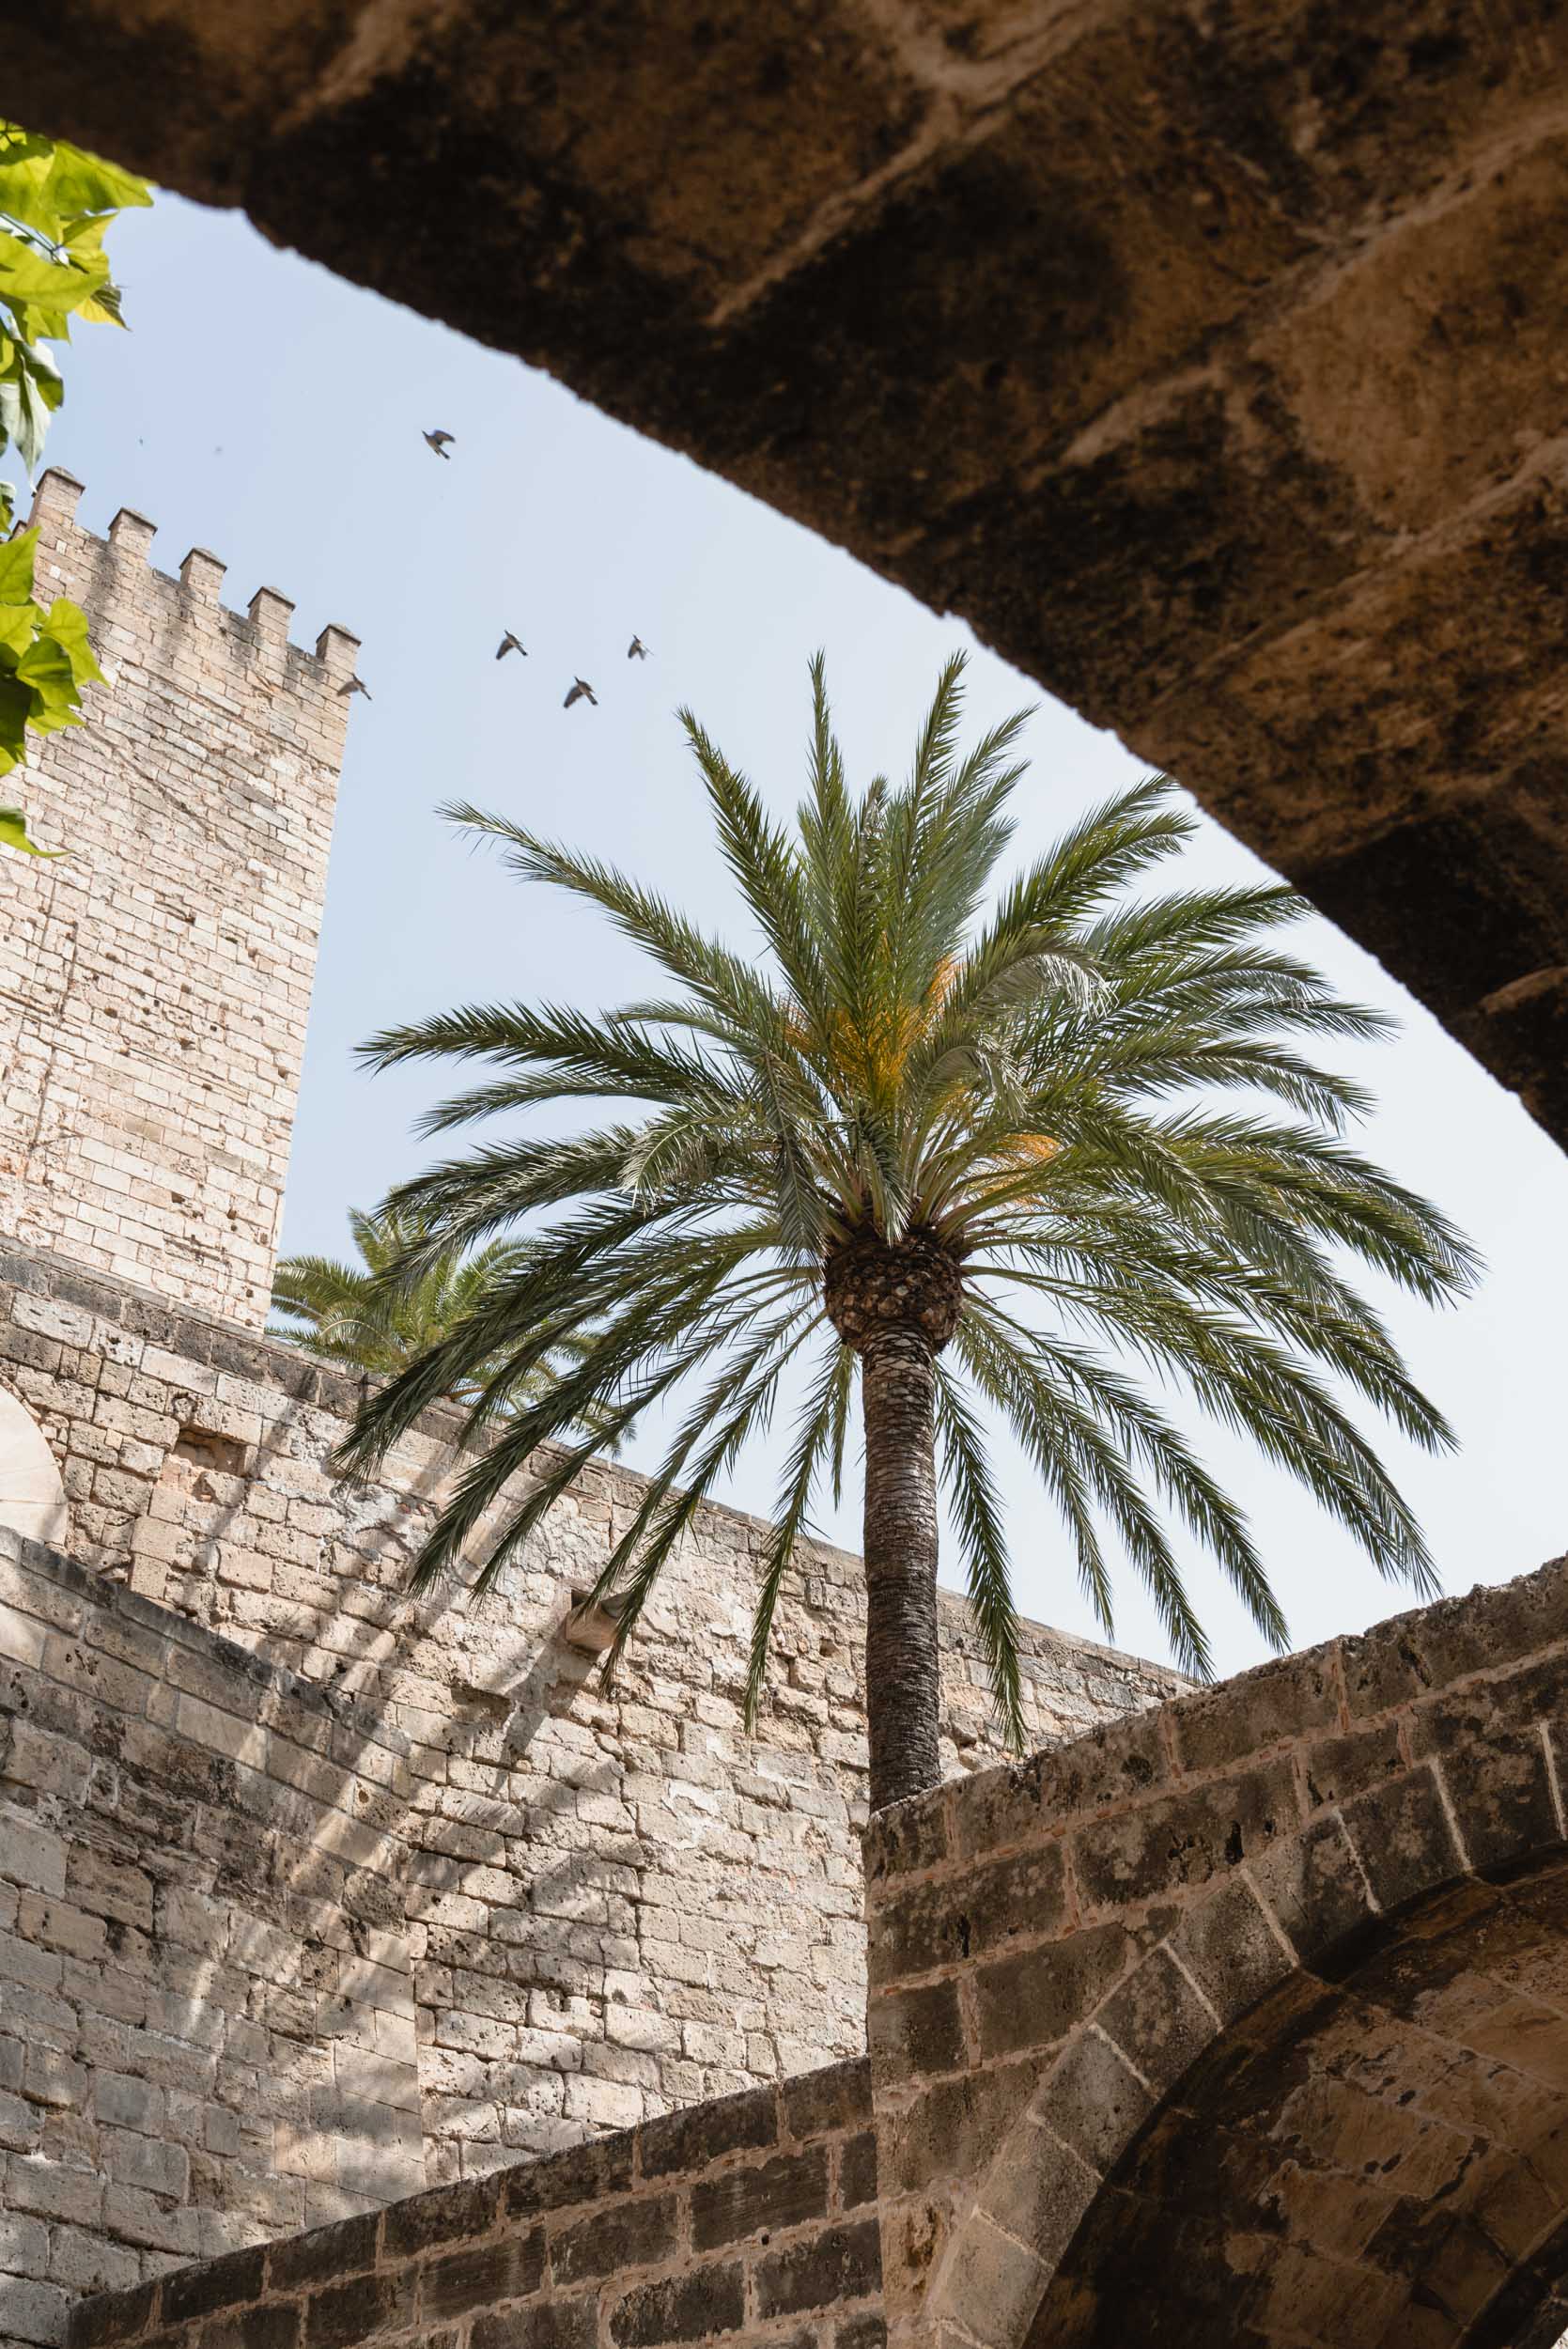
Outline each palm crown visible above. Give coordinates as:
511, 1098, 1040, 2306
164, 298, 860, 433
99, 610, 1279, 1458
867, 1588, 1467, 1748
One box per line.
272, 1205, 600, 1417
343, 655, 1477, 1811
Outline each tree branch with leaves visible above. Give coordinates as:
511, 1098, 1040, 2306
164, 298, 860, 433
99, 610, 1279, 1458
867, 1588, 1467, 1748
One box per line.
0, 119, 150, 858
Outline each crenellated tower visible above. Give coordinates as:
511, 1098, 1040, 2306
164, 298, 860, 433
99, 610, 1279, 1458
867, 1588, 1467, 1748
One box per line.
0, 469, 359, 1328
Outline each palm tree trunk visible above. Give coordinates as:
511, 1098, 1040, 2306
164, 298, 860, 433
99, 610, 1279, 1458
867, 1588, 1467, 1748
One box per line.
861, 1323, 942, 1812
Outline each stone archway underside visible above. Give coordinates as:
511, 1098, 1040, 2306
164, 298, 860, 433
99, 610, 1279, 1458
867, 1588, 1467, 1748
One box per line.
15, 1, 1568, 1144
1035, 1862, 1568, 2349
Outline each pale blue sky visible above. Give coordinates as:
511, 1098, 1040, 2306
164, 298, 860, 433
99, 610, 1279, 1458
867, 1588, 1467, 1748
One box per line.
34, 190, 1568, 1679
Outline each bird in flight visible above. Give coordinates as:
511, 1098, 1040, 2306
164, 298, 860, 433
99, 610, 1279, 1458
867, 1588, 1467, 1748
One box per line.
339, 676, 372, 700
424, 429, 455, 459
564, 678, 598, 709
628, 635, 650, 660
496, 630, 527, 661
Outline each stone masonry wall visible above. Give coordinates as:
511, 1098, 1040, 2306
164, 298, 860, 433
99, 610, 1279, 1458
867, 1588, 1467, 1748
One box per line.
0, 473, 359, 1329
0, 1532, 420, 2349
66, 2059, 880, 2349
0, 1239, 1183, 2217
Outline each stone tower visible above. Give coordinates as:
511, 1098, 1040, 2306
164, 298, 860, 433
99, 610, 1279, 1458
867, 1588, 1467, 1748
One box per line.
0, 470, 359, 1329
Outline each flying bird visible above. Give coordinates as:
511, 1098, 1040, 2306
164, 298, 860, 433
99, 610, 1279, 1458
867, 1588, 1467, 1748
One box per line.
564, 678, 598, 709
423, 429, 455, 459
496, 631, 527, 661
627, 635, 650, 661
339, 676, 372, 700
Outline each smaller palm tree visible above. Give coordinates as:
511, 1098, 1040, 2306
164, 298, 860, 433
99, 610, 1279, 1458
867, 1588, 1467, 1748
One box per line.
272, 1205, 604, 1421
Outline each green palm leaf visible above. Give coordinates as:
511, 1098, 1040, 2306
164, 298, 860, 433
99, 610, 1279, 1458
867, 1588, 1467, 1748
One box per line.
346, 653, 1479, 1812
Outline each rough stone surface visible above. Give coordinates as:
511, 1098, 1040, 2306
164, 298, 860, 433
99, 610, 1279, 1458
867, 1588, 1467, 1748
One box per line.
864, 1549, 1568, 2349
64, 2064, 878, 2349
0, 1530, 418, 2323
12, 10, 1568, 1140
0, 1243, 1180, 2347
0, 474, 357, 1329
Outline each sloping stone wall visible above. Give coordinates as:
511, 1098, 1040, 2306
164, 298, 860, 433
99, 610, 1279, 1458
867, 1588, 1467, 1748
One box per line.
860, 1553, 1568, 2349
0, 1243, 1181, 2349
65, 2061, 878, 2349
0, 1533, 419, 2349
0, 474, 358, 1329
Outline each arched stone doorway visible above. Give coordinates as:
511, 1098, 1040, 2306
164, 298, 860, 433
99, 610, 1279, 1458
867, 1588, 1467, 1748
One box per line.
0, 1381, 68, 1547
869, 1561, 1568, 2349
1032, 1859, 1568, 2345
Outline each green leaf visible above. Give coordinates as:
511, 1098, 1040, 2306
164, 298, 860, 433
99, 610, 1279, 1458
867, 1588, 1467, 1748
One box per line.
0, 801, 63, 856
76, 278, 126, 329
40, 143, 151, 222
0, 671, 29, 767
17, 632, 78, 712
0, 352, 56, 475
0, 599, 39, 660
0, 226, 103, 311
0, 525, 38, 605
41, 600, 103, 687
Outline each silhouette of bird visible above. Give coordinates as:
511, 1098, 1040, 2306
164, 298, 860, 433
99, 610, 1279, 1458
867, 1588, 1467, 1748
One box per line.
424, 429, 455, 459
628, 635, 650, 660
564, 678, 598, 709
496, 630, 527, 661
340, 676, 372, 700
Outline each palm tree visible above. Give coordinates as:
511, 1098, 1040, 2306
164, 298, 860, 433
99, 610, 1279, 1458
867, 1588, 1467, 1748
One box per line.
340, 656, 1477, 1812
272, 1205, 600, 1417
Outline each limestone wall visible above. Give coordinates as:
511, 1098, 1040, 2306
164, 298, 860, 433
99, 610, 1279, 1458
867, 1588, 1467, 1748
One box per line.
65, 2060, 879, 2349
0, 474, 358, 1330
0, 1533, 419, 2349
0, 1237, 1181, 2341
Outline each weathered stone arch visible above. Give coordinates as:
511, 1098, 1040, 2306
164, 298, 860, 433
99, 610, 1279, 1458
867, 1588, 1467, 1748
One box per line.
866, 1558, 1568, 2349
0, 1379, 68, 1547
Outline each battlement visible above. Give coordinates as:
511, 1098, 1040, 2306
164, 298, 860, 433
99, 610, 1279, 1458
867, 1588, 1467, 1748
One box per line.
27, 469, 361, 688
0, 474, 359, 1331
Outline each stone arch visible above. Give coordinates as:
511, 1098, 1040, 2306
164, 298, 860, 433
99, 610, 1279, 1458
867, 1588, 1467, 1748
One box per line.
0, 1381, 68, 1547
929, 1732, 1568, 2349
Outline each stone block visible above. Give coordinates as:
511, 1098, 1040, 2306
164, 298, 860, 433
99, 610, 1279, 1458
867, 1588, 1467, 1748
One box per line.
691, 2149, 828, 2248
422, 2234, 544, 2320
162, 2245, 266, 2325
551, 2198, 676, 2282
1069, 1759, 1300, 1916
265, 2211, 380, 2294
931, 2213, 1048, 2349
303, 2272, 416, 2349
1407, 1694, 1563, 1875
609, 2261, 746, 2347
1340, 1766, 1467, 1921
638, 2086, 775, 2178
1094, 1944, 1218, 2097
1246, 1810, 1379, 1968
474, 2297, 597, 2349
0, 2273, 69, 2344
866, 1983, 965, 2089
1037, 2027, 1154, 2174
753, 2218, 881, 2318
1164, 1875, 1296, 2027
970, 1921, 1132, 2063
871, 1840, 1067, 1989
381, 2174, 502, 2260
779, 2060, 869, 2142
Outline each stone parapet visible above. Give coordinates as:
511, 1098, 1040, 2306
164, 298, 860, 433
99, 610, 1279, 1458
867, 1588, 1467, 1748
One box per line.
66, 2061, 879, 2349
